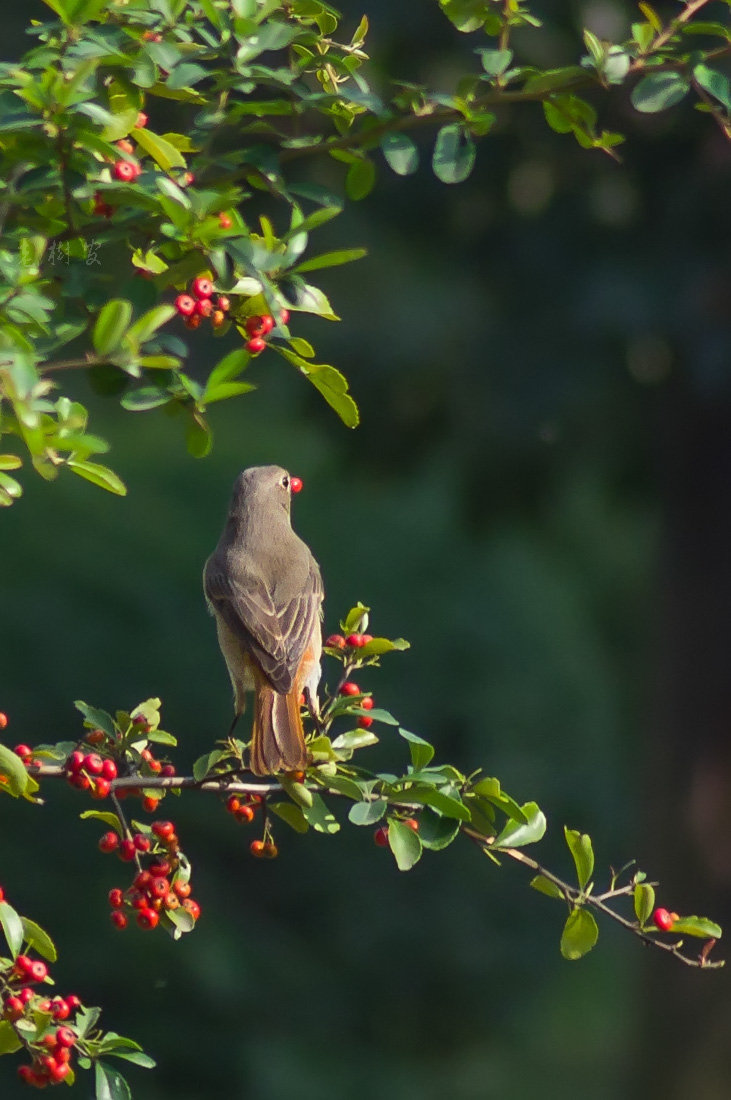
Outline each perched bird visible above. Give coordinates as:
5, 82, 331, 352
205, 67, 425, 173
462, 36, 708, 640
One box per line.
203, 465, 323, 775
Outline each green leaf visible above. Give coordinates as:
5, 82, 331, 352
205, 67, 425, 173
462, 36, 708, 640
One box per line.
192, 749, 228, 781
20, 917, 57, 962
121, 387, 170, 412
477, 47, 513, 78
530, 875, 564, 899
331, 728, 379, 754
125, 305, 176, 346
185, 414, 212, 459
631, 72, 690, 113
380, 132, 419, 176
471, 777, 528, 824
0, 901, 25, 957
348, 799, 387, 826
80, 809, 123, 835
493, 802, 546, 849
345, 157, 376, 201
634, 882, 655, 925
105, 1050, 156, 1068
279, 776, 314, 809
671, 916, 723, 939
74, 701, 116, 737
564, 827, 594, 890
402, 785, 470, 821
0, 743, 29, 797
67, 460, 127, 496
133, 129, 186, 172
0, 454, 22, 471
92, 299, 133, 356
398, 729, 434, 770
204, 348, 251, 394
268, 801, 309, 833
273, 346, 359, 427
560, 908, 599, 960
432, 123, 475, 184
301, 793, 339, 833
0, 1020, 23, 1054
418, 807, 460, 850
388, 818, 422, 871
294, 248, 367, 274
95, 1061, 132, 1100
693, 64, 731, 110
360, 636, 410, 656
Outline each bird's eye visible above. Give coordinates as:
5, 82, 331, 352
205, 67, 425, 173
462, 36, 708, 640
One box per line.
281, 475, 290, 490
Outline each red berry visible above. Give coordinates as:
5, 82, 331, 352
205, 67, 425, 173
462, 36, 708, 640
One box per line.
101, 759, 117, 781
133, 833, 151, 852
51, 998, 70, 1021
71, 772, 91, 791
67, 751, 85, 773
361, 634, 373, 644
374, 826, 389, 847
244, 315, 263, 336
19, 987, 33, 1004
91, 777, 111, 799
56, 1027, 76, 1048
226, 795, 241, 814
98, 831, 119, 853
403, 817, 419, 832
360, 696, 374, 710
653, 907, 675, 932
358, 715, 373, 729
110, 910, 128, 930
64, 995, 81, 1011
212, 309, 226, 328
175, 294, 196, 317
115, 138, 134, 155
218, 213, 232, 229
151, 820, 175, 841
150, 876, 169, 899
4, 995, 23, 1020
14, 744, 32, 760
173, 880, 191, 899
340, 682, 360, 696
250, 839, 266, 858
259, 314, 274, 335
86, 729, 105, 745
0, 886, 4, 902
137, 907, 159, 930
185, 312, 201, 329
0, 712, 7, 729
216, 295, 230, 312
289, 476, 303, 494
31, 960, 48, 983
182, 898, 201, 920
325, 634, 346, 649
279, 308, 290, 325
49, 1062, 70, 1083
191, 276, 213, 300
263, 841, 278, 859
142, 795, 159, 813
83, 753, 103, 776
245, 336, 266, 354
108, 888, 124, 908
181, 171, 195, 185
161, 764, 176, 777
113, 160, 137, 182
194, 297, 213, 318
136, 111, 148, 128
235, 805, 255, 823
149, 860, 171, 876
119, 838, 136, 862
346, 633, 366, 648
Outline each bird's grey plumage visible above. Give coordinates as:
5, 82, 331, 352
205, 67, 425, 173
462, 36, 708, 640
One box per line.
203, 464, 323, 703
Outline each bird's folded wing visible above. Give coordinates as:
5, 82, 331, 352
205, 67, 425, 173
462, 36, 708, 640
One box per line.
204, 558, 323, 693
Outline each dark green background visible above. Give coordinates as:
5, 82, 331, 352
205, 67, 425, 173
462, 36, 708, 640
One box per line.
2, 2, 731, 1097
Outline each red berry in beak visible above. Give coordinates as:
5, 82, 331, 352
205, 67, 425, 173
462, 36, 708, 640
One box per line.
289, 476, 303, 493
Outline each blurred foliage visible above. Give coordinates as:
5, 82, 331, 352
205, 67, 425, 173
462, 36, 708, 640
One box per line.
1, 0, 731, 1097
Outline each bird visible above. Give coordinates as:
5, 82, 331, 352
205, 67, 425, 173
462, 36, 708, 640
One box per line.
203, 465, 323, 775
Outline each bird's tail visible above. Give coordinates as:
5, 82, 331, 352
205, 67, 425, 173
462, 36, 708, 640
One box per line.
249, 667, 307, 776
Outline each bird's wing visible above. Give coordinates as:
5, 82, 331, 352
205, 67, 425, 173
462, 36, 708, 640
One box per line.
204, 554, 323, 693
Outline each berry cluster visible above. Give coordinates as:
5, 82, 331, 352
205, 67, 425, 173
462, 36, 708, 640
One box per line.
64, 749, 117, 799
0, 896, 82, 1087
100, 819, 200, 931
338, 681, 375, 729
326, 632, 373, 650
243, 310, 289, 355
225, 791, 262, 824
175, 277, 230, 331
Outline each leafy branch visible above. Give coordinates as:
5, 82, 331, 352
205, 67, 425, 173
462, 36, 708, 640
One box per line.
1, 605, 723, 972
